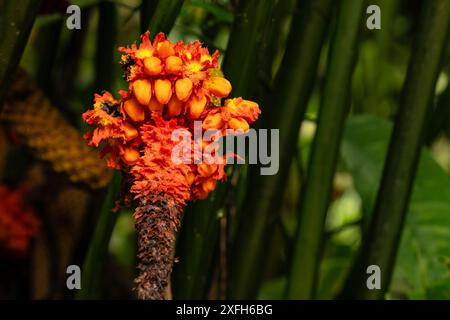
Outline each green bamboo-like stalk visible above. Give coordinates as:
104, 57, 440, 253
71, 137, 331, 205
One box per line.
76, 172, 121, 299
172, 186, 226, 299
222, 0, 275, 98
35, 20, 63, 94
341, 0, 450, 300
286, 0, 364, 300
140, 0, 184, 35
229, 0, 334, 299
172, 0, 279, 299
0, 0, 40, 106
95, 1, 117, 92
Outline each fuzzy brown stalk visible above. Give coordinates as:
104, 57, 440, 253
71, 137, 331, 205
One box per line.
134, 195, 182, 300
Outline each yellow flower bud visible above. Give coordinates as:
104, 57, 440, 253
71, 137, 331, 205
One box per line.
175, 78, 193, 102
148, 96, 164, 112
122, 147, 140, 165
197, 163, 218, 177
157, 40, 175, 58
228, 117, 249, 132
188, 95, 207, 119
168, 96, 183, 117
122, 121, 138, 141
203, 76, 232, 98
132, 79, 152, 106
203, 113, 224, 130
154, 79, 172, 105
165, 56, 183, 74
144, 56, 163, 75
123, 98, 145, 122
202, 178, 216, 194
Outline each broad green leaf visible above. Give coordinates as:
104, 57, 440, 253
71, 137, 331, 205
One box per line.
342, 115, 450, 299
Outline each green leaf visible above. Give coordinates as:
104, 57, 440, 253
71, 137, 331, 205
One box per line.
342, 115, 450, 299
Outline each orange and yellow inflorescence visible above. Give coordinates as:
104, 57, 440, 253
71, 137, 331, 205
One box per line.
83, 32, 260, 206
0, 184, 40, 256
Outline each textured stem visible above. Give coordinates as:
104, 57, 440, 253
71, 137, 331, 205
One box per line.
134, 195, 182, 300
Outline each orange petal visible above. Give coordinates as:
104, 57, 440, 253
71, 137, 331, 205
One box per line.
203, 76, 232, 98
132, 79, 152, 106
122, 121, 138, 140
175, 78, 193, 102
203, 113, 224, 130
168, 96, 183, 117
122, 147, 139, 165
188, 95, 207, 119
154, 79, 172, 105
148, 96, 164, 112
123, 98, 145, 122
144, 56, 163, 75
228, 117, 249, 132
165, 56, 183, 74
197, 163, 218, 177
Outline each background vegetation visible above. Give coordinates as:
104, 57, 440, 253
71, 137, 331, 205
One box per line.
0, 0, 450, 300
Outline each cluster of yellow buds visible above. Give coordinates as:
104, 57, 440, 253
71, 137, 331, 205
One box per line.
84, 31, 260, 201
1, 70, 113, 189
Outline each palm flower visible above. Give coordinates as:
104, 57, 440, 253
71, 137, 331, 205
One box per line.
83, 32, 260, 299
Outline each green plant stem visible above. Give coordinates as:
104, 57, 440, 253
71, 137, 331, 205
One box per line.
172, 185, 226, 299
229, 0, 334, 299
341, 0, 450, 300
35, 20, 63, 94
222, 0, 275, 98
95, 1, 117, 92
286, 0, 364, 300
0, 0, 40, 106
140, 0, 184, 35
76, 172, 121, 299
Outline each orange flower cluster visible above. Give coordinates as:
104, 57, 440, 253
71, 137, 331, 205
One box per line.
0, 184, 39, 256
83, 32, 260, 204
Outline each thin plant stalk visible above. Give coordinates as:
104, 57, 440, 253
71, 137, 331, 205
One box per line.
341, 0, 450, 300
286, 0, 364, 300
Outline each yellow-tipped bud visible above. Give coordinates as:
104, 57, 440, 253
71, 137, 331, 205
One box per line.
175, 78, 193, 102
122, 121, 138, 140
188, 95, 207, 119
203, 76, 232, 98
202, 178, 216, 194
228, 117, 249, 132
197, 163, 218, 177
132, 79, 152, 106
157, 41, 175, 58
123, 98, 145, 122
148, 96, 164, 112
144, 56, 163, 75
185, 172, 195, 185
165, 56, 183, 74
154, 79, 172, 105
203, 113, 224, 130
168, 96, 183, 117
122, 147, 140, 165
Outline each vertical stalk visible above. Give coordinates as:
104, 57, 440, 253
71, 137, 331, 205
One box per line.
0, 0, 41, 106
76, 173, 121, 299
286, 0, 364, 300
229, 0, 334, 299
140, 0, 184, 35
95, 1, 117, 92
222, 0, 275, 98
342, 0, 450, 300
